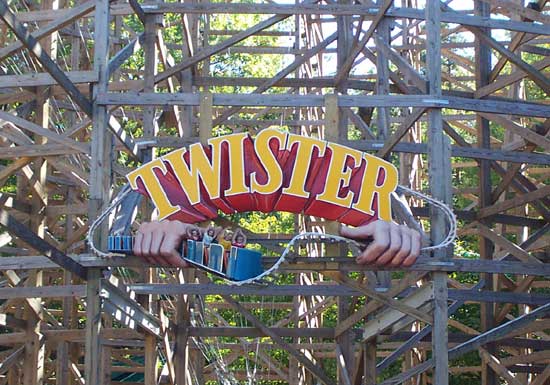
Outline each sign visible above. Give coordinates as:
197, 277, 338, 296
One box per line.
126, 128, 398, 226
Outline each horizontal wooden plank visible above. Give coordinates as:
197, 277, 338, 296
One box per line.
1, 284, 542, 304
0, 285, 86, 299
0, 144, 87, 158
187, 326, 345, 338
97, 92, 550, 117
349, 140, 550, 165
45, 203, 88, 217
12, 3, 131, 22
0, 71, 97, 88
411, 207, 547, 228
398, 7, 550, 35
1, 254, 548, 276
128, 135, 549, 165
127, 283, 375, 296
193, 76, 376, 90
449, 289, 550, 306
141, 3, 550, 36
0, 328, 143, 346
143, 3, 382, 15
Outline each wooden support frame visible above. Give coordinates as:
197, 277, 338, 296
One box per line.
0, 1, 548, 384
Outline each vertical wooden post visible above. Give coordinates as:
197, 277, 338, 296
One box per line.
57, 189, 75, 385
474, 2, 496, 385
84, 269, 102, 385
57, 273, 72, 385
364, 341, 376, 385
199, 92, 213, 145
23, 284, 44, 385
24, 0, 59, 382
426, 1, 450, 385
375, 18, 391, 140
174, 271, 191, 385
325, 94, 354, 383
87, 0, 111, 383
143, 13, 159, 154
142, 13, 161, 385
290, 9, 302, 382
374, 16, 392, 290
179, 0, 196, 138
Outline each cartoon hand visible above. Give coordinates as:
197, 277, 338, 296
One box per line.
340, 220, 421, 267
133, 220, 190, 268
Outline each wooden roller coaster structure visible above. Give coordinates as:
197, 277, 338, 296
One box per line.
0, 0, 549, 384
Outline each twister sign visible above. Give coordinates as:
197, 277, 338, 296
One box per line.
126, 128, 397, 226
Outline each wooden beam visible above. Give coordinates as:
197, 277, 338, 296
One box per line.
531, 364, 550, 385
212, 31, 338, 126
0, 0, 93, 116
478, 184, 550, 218
480, 113, 550, 152
478, 348, 523, 385
379, 302, 550, 385
143, 2, 382, 15
483, 0, 550, 24
0, 346, 24, 375
376, 108, 425, 158
0, 144, 85, 159
0, 209, 87, 279
488, 0, 550, 81
390, 6, 550, 35
2, 254, 549, 276
334, 0, 394, 85
0, 285, 86, 299
491, 121, 550, 202
221, 295, 337, 385
97, 92, 550, 117
472, 29, 550, 95
108, 33, 144, 76
325, 272, 432, 325
0, 111, 88, 153
84, 269, 102, 385
362, 283, 434, 341
0, 0, 97, 61
476, 223, 542, 265
377, 281, 486, 374
128, 0, 145, 23
154, 13, 290, 83
0, 157, 32, 185
0, 71, 97, 87
475, 55, 550, 98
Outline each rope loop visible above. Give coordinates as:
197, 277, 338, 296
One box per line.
88, 184, 457, 285
86, 185, 132, 258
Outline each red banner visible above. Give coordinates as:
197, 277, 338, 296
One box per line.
127, 129, 398, 226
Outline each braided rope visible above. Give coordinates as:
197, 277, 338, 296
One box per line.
86, 184, 132, 258
88, 185, 457, 284
228, 187, 457, 286
397, 185, 457, 252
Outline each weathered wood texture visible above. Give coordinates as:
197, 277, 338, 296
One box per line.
0, 1, 548, 385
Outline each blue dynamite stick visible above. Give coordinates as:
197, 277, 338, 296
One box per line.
107, 235, 263, 282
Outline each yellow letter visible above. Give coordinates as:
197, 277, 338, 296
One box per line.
162, 144, 221, 205
209, 133, 249, 197
316, 143, 362, 208
126, 159, 180, 220
250, 129, 287, 194
351, 154, 398, 221
282, 134, 326, 198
